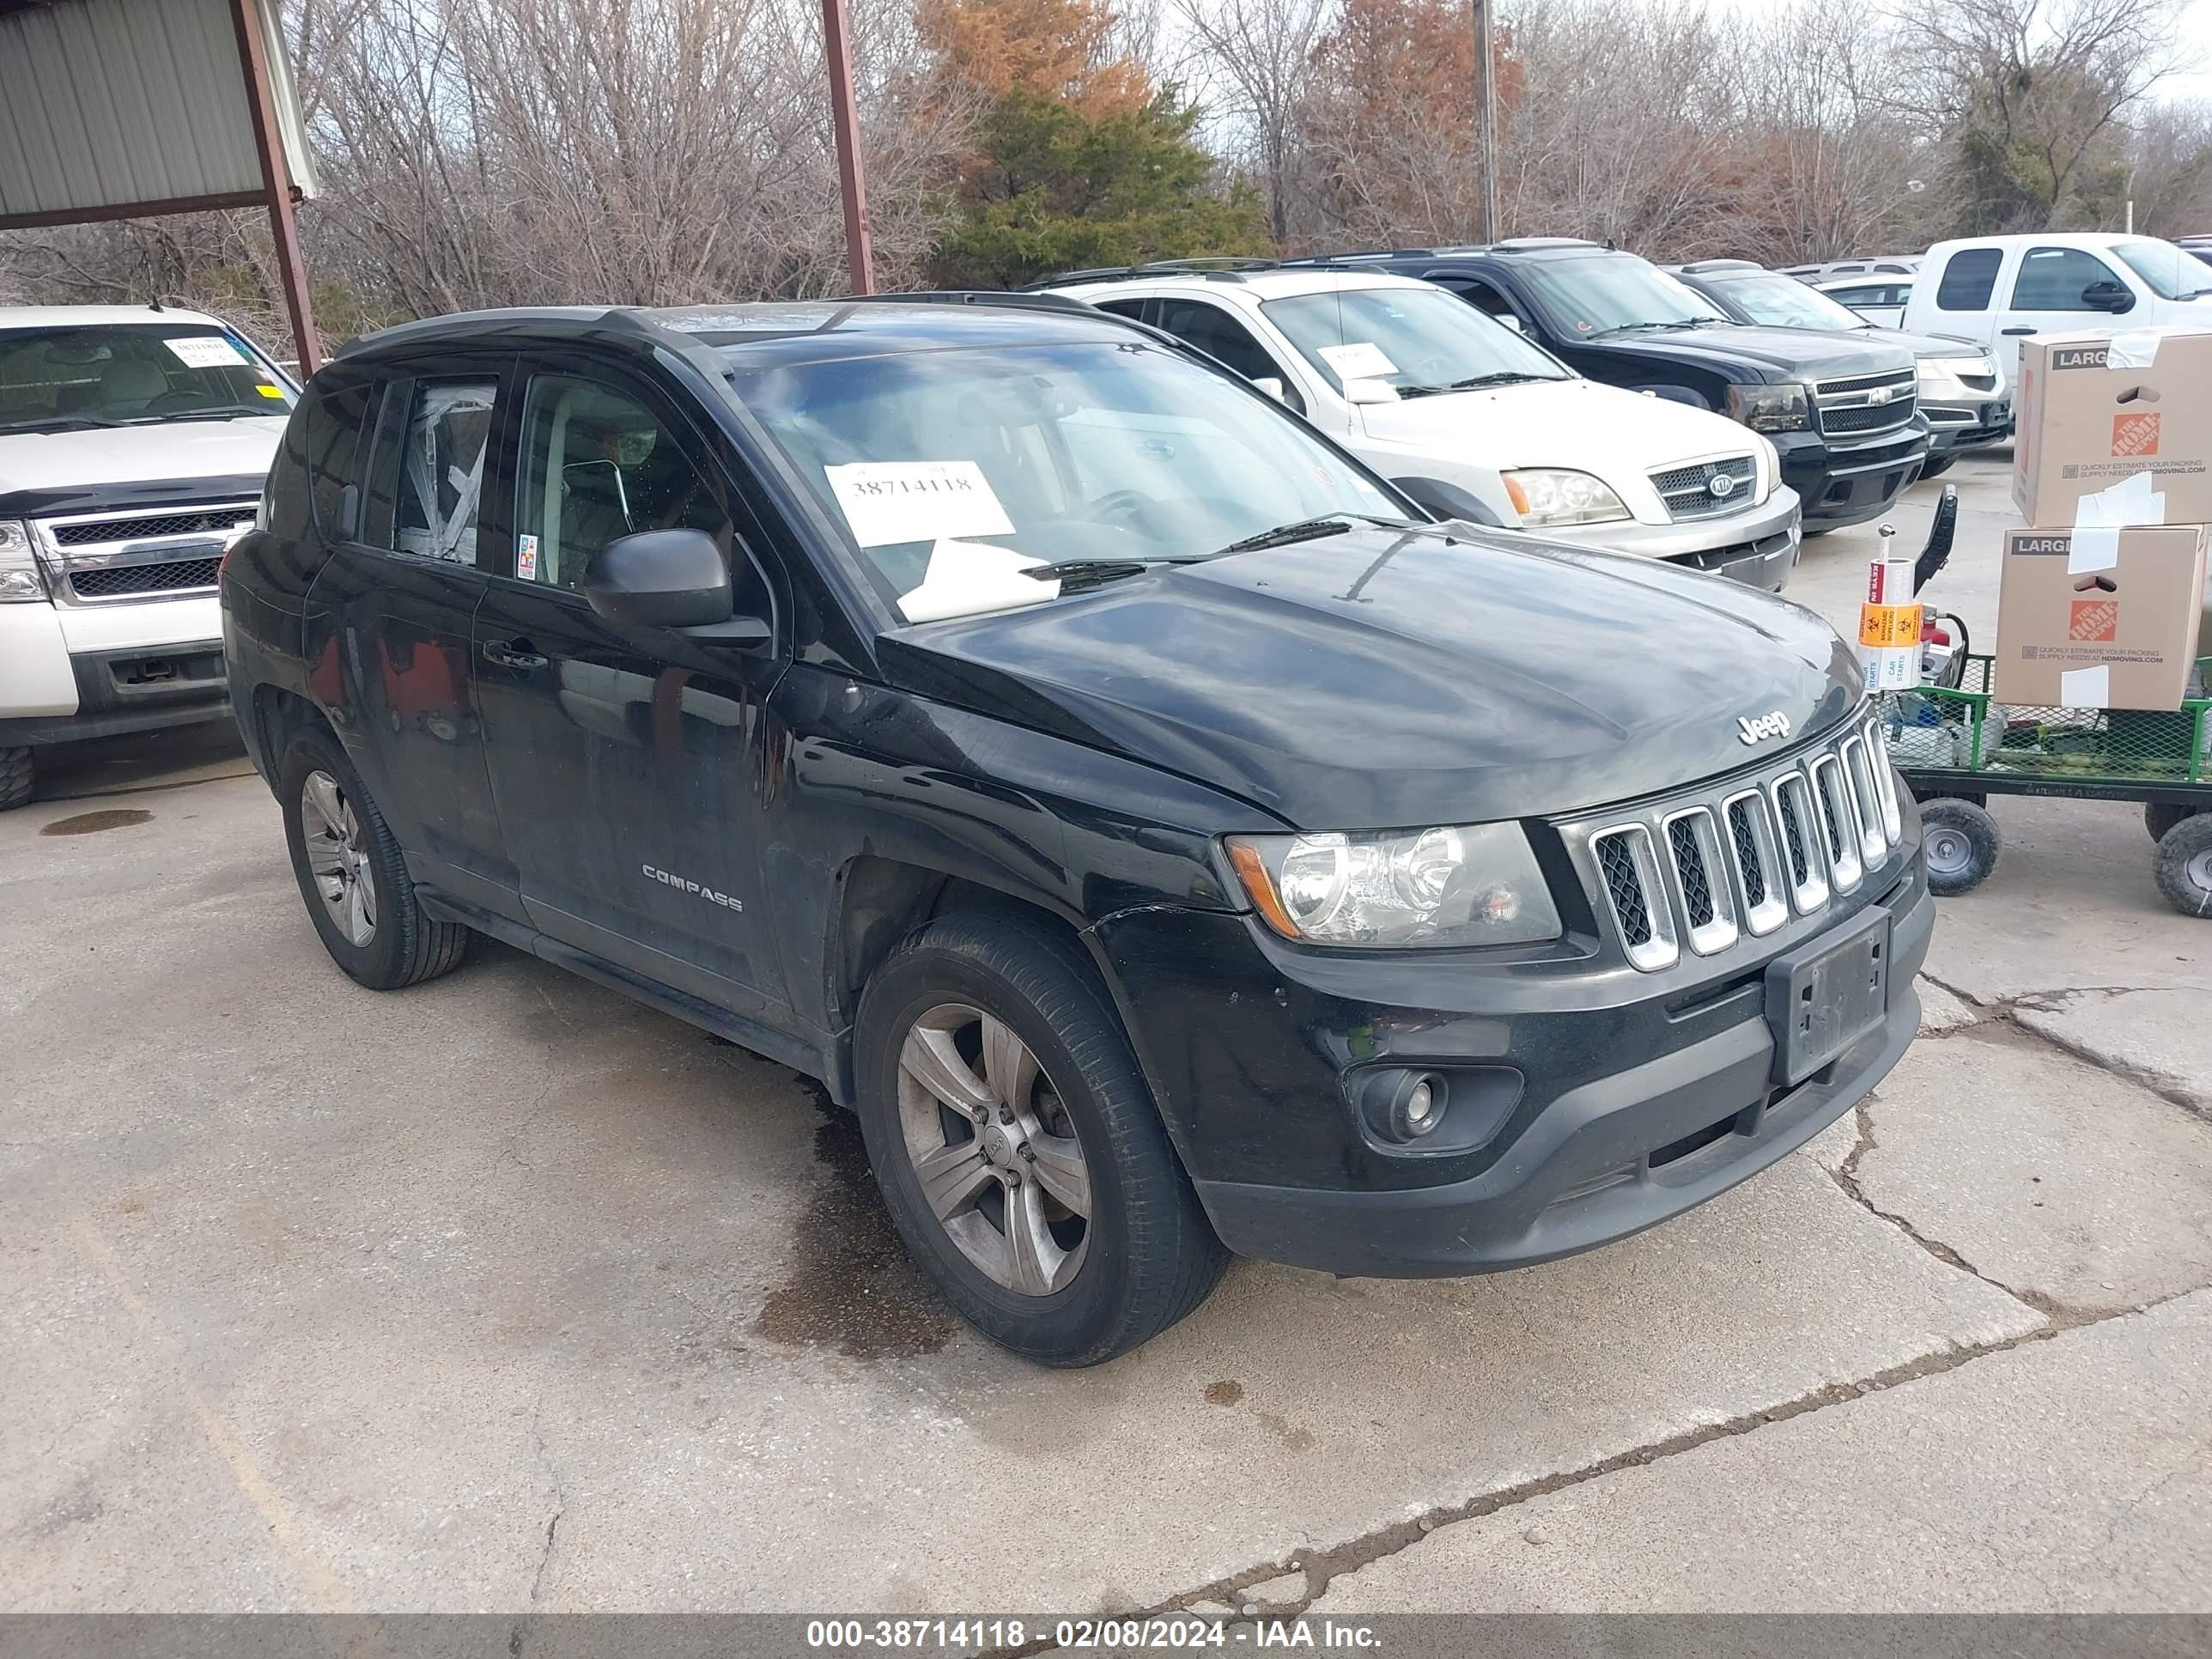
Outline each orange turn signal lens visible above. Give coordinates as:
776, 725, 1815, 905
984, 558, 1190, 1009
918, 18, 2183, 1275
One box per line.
1226, 839, 1303, 939
1503, 474, 1531, 515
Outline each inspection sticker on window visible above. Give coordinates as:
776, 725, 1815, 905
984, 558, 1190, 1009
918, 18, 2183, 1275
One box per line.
163, 336, 249, 369
824, 460, 1015, 548
516, 533, 539, 581
1316, 342, 1399, 380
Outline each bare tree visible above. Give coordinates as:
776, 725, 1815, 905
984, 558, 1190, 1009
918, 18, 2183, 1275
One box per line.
1169, 0, 1330, 243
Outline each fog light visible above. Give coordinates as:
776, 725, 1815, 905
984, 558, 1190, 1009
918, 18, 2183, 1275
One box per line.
1392, 1074, 1445, 1140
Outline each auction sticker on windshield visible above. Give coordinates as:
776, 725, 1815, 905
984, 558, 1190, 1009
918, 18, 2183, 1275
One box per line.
825, 460, 1016, 548
163, 336, 250, 368
1316, 342, 1399, 380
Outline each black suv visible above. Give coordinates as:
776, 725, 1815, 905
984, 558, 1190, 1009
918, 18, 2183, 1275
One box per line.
222, 299, 1932, 1365
1297, 241, 1930, 532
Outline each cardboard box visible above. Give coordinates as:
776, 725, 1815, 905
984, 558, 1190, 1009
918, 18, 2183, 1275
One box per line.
2014, 328, 2212, 528
1992, 525, 2209, 710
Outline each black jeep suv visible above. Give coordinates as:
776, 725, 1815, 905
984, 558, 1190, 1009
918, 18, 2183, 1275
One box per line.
222, 298, 1931, 1364
1297, 241, 1930, 532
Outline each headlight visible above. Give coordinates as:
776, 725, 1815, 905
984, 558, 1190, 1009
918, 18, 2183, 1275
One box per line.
0, 519, 46, 603
1226, 823, 1563, 948
1501, 469, 1631, 526
1724, 382, 1811, 434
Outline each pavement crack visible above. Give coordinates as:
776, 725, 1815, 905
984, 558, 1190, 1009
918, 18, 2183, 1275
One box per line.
1825, 1097, 2056, 1314
983, 1294, 2203, 1654
523, 1393, 567, 1617
1911, 978, 2209, 1122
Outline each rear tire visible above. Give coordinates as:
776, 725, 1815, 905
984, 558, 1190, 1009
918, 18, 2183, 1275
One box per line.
0, 745, 31, 811
277, 726, 470, 989
1919, 798, 2000, 896
853, 907, 1228, 1366
2145, 802, 2200, 843
2153, 816, 2212, 919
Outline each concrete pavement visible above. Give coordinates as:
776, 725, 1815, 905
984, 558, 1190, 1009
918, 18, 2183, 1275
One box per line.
3, 453, 2209, 1616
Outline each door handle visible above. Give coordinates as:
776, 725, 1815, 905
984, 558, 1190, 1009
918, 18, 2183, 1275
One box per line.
2002, 325, 2037, 335
482, 638, 549, 671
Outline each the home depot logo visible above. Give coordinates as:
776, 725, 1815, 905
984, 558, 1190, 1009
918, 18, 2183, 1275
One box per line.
2069, 598, 2119, 641
2112, 410, 2161, 458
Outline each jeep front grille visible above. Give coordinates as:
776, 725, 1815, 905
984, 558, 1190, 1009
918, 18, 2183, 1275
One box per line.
1648, 456, 1757, 521
1583, 717, 1904, 971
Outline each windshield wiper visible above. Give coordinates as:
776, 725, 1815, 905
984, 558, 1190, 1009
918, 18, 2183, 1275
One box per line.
3, 414, 128, 433
121, 409, 269, 424
1396, 371, 1558, 398
1211, 512, 1413, 556
1019, 559, 1160, 592
1601, 319, 1710, 335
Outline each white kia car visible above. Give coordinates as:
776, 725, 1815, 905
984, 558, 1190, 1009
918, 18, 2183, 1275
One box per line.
1042, 265, 1802, 590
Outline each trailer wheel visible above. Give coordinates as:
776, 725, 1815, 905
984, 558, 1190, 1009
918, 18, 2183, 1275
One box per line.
2145, 802, 2201, 843
1919, 798, 2000, 896
2153, 815, 2212, 918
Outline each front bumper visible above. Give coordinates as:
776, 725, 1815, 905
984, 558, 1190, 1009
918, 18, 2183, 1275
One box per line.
1776, 429, 1929, 528
1096, 850, 1932, 1279
1546, 487, 1802, 592
0, 638, 230, 746
1924, 398, 2014, 454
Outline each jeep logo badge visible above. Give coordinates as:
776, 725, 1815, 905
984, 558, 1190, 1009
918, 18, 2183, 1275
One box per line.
1707, 471, 1738, 500
1737, 710, 1791, 744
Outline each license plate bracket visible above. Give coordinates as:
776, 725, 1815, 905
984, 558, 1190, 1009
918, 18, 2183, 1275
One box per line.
1765, 905, 1892, 1086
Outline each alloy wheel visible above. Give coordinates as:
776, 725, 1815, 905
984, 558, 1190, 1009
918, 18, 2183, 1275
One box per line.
895, 1002, 1092, 1296
301, 769, 377, 947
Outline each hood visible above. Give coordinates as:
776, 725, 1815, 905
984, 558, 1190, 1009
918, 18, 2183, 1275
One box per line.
1356, 377, 1757, 473
1871, 328, 1996, 365
1587, 323, 1917, 386
875, 526, 1861, 830
0, 417, 285, 499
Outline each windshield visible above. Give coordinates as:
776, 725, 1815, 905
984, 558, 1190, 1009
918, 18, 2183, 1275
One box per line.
2109, 240, 2212, 301
0, 324, 295, 434
1261, 286, 1571, 394
726, 341, 1407, 623
1519, 255, 1731, 337
1713, 273, 1872, 331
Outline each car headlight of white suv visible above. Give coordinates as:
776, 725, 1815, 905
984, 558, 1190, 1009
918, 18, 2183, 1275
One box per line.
0, 520, 47, 603
1502, 469, 1632, 526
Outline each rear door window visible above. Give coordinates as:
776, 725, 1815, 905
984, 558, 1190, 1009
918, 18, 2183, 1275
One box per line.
1935, 248, 2003, 312
393, 380, 498, 565
304, 380, 379, 540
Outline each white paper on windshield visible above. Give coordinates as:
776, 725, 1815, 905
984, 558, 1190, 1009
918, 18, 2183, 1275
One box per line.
896, 540, 1060, 623
163, 336, 248, 368
824, 461, 1016, 548
1316, 342, 1400, 380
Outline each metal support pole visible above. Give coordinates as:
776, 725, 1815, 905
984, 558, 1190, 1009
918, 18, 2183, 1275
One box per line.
228, 0, 320, 372
1472, 0, 1498, 245
822, 0, 877, 295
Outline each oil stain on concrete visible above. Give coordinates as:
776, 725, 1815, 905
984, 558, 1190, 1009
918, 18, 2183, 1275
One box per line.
41, 809, 154, 836
750, 1090, 956, 1362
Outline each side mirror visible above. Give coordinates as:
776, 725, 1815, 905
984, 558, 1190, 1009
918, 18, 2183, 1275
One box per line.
1494, 313, 1526, 333
1253, 375, 1288, 403
1341, 377, 1400, 405
1392, 475, 1508, 528
581, 528, 763, 643
2081, 280, 2136, 314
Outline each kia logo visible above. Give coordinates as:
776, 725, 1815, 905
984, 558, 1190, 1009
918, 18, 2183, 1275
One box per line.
1737, 710, 1791, 744
1707, 471, 1739, 499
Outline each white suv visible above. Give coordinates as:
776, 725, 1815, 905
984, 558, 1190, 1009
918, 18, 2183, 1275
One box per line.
0, 306, 296, 807
1043, 266, 1802, 589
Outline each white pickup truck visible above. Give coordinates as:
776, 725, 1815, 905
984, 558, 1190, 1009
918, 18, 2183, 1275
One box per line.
0, 306, 295, 808
1902, 234, 2212, 382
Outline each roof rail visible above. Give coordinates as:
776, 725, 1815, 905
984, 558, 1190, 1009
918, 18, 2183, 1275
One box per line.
854, 289, 1095, 313
1490, 237, 1601, 251
1676, 258, 1761, 274
1021, 256, 1279, 291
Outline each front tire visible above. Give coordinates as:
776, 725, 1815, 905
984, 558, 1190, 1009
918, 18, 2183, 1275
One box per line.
0, 745, 31, 811
277, 727, 469, 989
853, 908, 1227, 1366
1919, 798, 2000, 896
2154, 816, 2212, 918
1918, 454, 1956, 481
